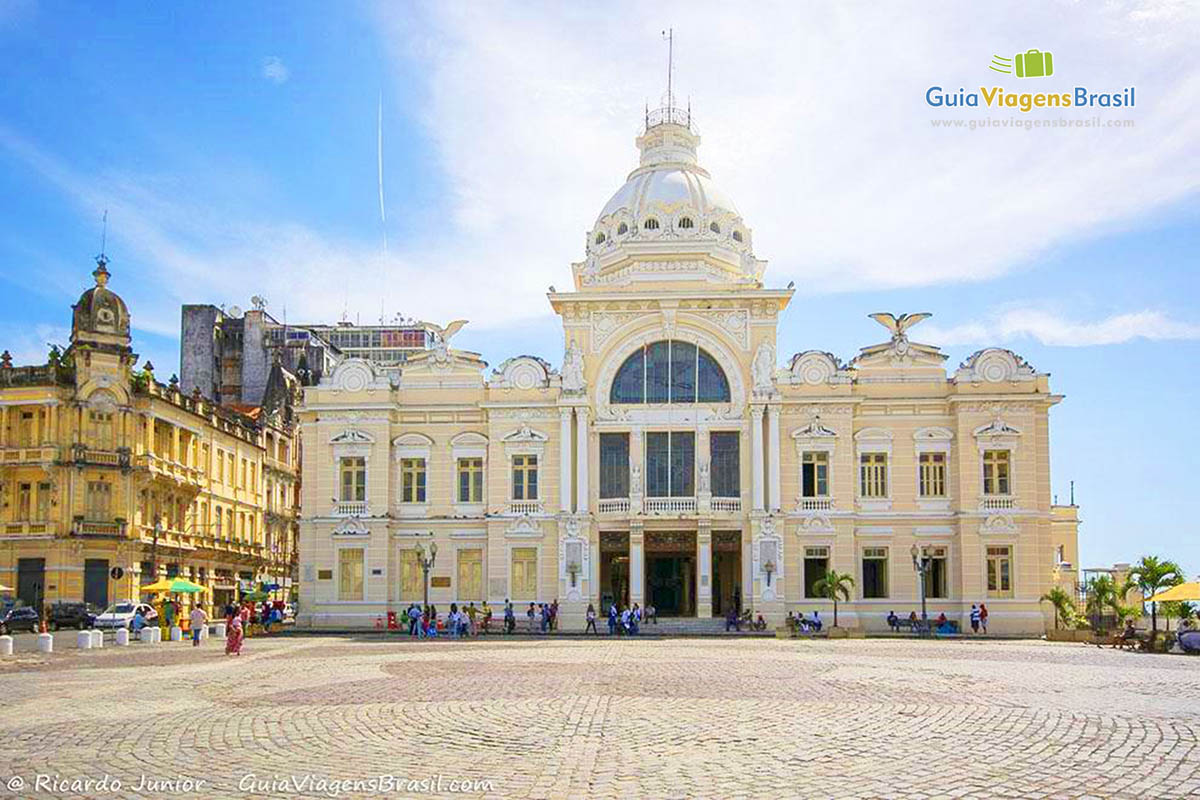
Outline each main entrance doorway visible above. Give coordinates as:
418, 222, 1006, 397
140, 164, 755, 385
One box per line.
711, 530, 742, 617
599, 531, 629, 614
644, 532, 696, 617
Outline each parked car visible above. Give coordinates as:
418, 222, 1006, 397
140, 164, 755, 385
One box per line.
46, 602, 97, 631
93, 601, 157, 630
0, 606, 40, 635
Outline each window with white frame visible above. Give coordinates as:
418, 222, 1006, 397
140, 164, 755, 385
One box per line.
458, 458, 484, 503
338, 548, 364, 601
804, 546, 829, 598
510, 547, 537, 600
862, 547, 888, 599
801, 451, 829, 497
511, 455, 538, 500
457, 548, 483, 601
986, 545, 1013, 597
918, 452, 947, 498
982, 450, 1011, 495
339, 457, 366, 502
400, 458, 426, 503
859, 453, 888, 498
926, 546, 948, 598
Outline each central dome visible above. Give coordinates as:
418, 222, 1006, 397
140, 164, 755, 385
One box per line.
580, 107, 761, 289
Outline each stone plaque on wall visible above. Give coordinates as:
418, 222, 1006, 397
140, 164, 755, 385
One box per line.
430, 576, 451, 588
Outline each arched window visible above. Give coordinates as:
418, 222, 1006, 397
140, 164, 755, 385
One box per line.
709, 222, 721, 234
610, 340, 731, 404
594, 231, 606, 244
732, 230, 743, 243
643, 217, 660, 230
617, 222, 628, 235
678, 216, 694, 229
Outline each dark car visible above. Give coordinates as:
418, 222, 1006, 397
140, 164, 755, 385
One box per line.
0, 606, 40, 634
47, 602, 97, 631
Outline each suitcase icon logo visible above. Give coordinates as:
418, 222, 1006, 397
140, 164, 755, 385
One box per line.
989, 50, 1054, 78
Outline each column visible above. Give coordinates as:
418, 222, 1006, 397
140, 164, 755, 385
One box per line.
0, 406, 7, 448
575, 407, 589, 514
559, 407, 573, 514
172, 426, 181, 464
696, 524, 712, 618
629, 427, 643, 515
750, 406, 764, 512
629, 525, 644, 608
767, 406, 781, 512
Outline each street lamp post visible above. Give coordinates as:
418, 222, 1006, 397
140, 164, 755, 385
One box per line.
415, 541, 438, 613
910, 544, 931, 635
151, 520, 162, 584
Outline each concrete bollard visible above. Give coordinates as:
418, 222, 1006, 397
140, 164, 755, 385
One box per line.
0, 635, 12, 656
169, 625, 183, 642
213, 622, 227, 639
91, 629, 103, 648
76, 630, 93, 649
38, 633, 53, 653
115, 628, 130, 646
139, 627, 154, 643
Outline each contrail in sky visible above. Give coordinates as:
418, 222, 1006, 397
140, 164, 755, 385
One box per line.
378, 91, 388, 256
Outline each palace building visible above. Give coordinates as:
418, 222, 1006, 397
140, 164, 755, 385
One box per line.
0, 262, 300, 614
297, 104, 1078, 634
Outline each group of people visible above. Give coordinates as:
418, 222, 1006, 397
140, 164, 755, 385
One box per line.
597, 602, 655, 635
783, 610, 822, 633
886, 603, 990, 634
404, 601, 493, 638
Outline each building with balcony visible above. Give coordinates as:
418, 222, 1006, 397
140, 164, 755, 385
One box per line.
298, 102, 1078, 634
0, 262, 300, 614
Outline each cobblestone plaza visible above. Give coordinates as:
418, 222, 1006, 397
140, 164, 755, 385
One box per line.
0, 635, 1197, 799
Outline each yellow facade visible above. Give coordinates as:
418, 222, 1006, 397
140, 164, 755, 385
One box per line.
299, 109, 1078, 634
0, 262, 299, 616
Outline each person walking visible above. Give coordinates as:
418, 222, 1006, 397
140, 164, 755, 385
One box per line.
189, 605, 208, 647
224, 615, 244, 656
979, 604, 989, 634
969, 604, 981, 634
585, 603, 598, 634
550, 599, 559, 632
539, 603, 550, 634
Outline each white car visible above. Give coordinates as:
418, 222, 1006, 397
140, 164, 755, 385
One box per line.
93, 601, 158, 630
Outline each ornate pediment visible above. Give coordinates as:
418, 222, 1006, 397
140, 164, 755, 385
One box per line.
785, 351, 852, 386
324, 358, 392, 393
792, 414, 838, 441
850, 312, 946, 372
332, 518, 370, 537
330, 429, 374, 445
502, 425, 549, 443
955, 348, 1039, 384
490, 355, 554, 390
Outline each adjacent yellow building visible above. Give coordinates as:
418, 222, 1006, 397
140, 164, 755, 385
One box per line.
0, 260, 299, 615
298, 105, 1079, 634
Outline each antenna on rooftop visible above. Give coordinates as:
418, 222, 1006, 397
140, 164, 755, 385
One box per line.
662, 28, 675, 112
96, 209, 109, 266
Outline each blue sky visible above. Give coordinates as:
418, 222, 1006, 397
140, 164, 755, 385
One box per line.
1, 1, 1198, 576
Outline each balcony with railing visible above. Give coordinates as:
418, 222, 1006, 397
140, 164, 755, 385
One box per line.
333, 500, 369, 517
506, 500, 545, 516
710, 497, 742, 513
146, 452, 204, 487
1, 520, 57, 539
798, 497, 835, 512
644, 496, 697, 515
597, 498, 631, 515
75, 519, 127, 538
1, 445, 59, 465
979, 496, 1016, 511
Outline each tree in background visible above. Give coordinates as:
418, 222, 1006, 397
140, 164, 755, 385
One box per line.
813, 569, 854, 629
1039, 586, 1077, 630
1128, 556, 1184, 640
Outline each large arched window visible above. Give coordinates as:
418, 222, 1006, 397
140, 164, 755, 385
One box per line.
610, 340, 731, 404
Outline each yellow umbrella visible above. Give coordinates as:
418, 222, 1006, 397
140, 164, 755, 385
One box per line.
140, 578, 177, 594
1146, 582, 1200, 603
0, 584, 13, 593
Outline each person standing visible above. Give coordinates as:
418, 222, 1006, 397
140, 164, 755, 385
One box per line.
608, 603, 618, 635
725, 605, 740, 632
526, 603, 536, 633
550, 599, 559, 632
969, 604, 981, 634
979, 604, 989, 634
224, 615, 243, 656
585, 604, 598, 634
189, 605, 208, 647
467, 602, 478, 637
504, 600, 515, 634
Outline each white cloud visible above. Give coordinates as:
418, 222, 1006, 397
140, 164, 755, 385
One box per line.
3, 2, 1200, 352
0, 323, 71, 365
261, 56, 289, 84
924, 308, 1200, 347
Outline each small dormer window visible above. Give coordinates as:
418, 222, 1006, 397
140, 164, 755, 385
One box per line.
709, 222, 721, 234
732, 230, 744, 243
617, 222, 628, 235
679, 217, 694, 229
644, 217, 660, 230
594, 231, 606, 245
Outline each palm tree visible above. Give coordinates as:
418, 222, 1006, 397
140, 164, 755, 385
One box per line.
1085, 575, 1117, 632
1128, 556, 1184, 640
1039, 586, 1076, 630
813, 569, 854, 628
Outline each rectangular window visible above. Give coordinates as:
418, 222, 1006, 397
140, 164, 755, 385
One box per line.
859, 452, 888, 498
457, 458, 483, 503
401, 458, 426, 503
89, 410, 115, 450
18, 483, 31, 519
226, 509, 234, 540
919, 452, 947, 497
337, 548, 364, 601
216, 449, 224, 483
801, 451, 829, 497
19, 411, 35, 446
862, 547, 888, 599
512, 455, 539, 500
599, 433, 630, 498
983, 450, 1010, 495
645, 431, 695, 497
926, 547, 948, 599
36, 482, 51, 520
669, 340, 697, 404
85, 481, 112, 520
510, 547, 538, 601
457, 548, 483, 601
804, 546, 829, 598
399, 548, 422, 601
986, 546, 1013, 597
214, 506, 223, 538
710, 432, 740, 498
340, 457, 366, 502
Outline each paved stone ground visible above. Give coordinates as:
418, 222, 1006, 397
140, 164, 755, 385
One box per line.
0, 634, 1197, 799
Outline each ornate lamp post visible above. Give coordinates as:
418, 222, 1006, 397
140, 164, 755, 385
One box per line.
910, 544, 931, 634
415, 541, 438, 613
